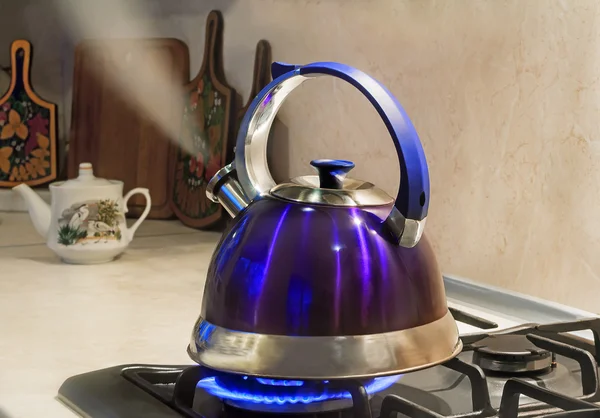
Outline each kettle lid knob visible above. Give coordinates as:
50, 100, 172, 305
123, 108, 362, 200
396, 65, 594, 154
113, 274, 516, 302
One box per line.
310, 159, 355, 189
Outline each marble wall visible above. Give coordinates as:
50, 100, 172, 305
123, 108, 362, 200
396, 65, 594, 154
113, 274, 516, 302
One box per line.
2, 0, 600, 312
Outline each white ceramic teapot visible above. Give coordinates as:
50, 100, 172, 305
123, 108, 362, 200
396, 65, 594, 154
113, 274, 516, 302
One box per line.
13, 163, 151, 264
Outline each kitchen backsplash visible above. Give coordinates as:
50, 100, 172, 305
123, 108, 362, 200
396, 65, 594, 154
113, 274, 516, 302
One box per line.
1, 0, 600, 312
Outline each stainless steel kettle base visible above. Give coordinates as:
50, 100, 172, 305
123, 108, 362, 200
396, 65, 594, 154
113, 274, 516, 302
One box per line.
188, 310, 461, 379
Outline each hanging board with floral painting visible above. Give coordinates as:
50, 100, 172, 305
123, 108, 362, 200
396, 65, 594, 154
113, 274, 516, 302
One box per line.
169, 11, 237, 229
0, 40, 57, 187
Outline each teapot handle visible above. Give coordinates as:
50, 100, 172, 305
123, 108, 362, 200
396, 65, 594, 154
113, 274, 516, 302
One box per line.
234, 62, 429, 248
123, 188, 151, 241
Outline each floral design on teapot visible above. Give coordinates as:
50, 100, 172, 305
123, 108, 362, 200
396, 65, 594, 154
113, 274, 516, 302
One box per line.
57, 199, 124, 246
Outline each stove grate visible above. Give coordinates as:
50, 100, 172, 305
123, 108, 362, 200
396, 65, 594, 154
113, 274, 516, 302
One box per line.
123, 365, 376, 418
378, 318, 600, 418
449, 307, 499, 330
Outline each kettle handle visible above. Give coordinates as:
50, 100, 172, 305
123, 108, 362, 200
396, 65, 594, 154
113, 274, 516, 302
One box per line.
234, 61, 429, 248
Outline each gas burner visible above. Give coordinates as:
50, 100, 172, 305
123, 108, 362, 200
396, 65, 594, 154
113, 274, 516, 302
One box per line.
197, 373, 400, 413
472, 334, 553, 374
56, 315, 600, 418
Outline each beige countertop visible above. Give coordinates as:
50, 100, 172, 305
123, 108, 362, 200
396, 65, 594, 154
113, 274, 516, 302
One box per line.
0, 212, 222, 418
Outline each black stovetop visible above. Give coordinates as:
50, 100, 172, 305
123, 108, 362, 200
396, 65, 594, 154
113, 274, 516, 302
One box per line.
57, 312, 600, 418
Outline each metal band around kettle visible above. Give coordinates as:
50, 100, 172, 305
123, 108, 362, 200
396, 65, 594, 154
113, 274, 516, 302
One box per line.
234, 61, 430, 248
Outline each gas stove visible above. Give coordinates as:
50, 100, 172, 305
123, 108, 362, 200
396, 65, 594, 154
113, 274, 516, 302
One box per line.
57, 276, 600, 417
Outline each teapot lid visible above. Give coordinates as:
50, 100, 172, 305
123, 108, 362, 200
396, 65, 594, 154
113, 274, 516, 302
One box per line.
270, 159, 394, 207
56, 163, 115, 188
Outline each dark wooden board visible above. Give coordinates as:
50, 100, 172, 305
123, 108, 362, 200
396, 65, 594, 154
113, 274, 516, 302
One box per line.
0, 39, 58, 187
68, 38, 190, 219
236, 40, 272, 132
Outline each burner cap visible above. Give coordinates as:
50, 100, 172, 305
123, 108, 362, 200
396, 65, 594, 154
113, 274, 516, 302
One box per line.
472, 334, 552, 374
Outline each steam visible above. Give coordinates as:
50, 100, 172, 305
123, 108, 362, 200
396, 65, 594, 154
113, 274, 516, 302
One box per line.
55, 0, 192, 153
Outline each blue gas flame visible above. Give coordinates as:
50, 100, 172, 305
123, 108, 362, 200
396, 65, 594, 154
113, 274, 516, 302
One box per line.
256, 378, 304, 387
197, 374, 400, 405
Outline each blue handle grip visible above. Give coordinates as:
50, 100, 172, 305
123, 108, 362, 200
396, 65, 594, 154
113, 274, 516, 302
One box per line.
277, 62, 429, 221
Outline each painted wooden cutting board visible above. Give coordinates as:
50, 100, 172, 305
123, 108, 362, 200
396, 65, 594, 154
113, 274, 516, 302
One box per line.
170, 11, 238, 229
0, 39, 58, 187
68, 38, 189, 219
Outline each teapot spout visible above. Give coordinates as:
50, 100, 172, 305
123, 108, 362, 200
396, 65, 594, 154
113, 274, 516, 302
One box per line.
206, 164, 250, 217
12, 184, 51, 239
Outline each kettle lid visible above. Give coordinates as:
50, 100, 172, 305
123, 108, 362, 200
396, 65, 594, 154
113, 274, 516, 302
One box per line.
270, 159, 393, 207
56, 163, 115, 188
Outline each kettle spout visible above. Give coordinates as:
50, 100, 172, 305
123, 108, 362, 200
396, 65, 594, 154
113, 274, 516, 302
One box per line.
206, 164, 250, 217
12, 184, 51, 239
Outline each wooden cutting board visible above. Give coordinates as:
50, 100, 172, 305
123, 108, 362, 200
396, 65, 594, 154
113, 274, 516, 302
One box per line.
68, 38, 189, 219
238, 40, 289, 184
0, 40, 58, 187
236, 40, 272, 132
170, 11, 238, 229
